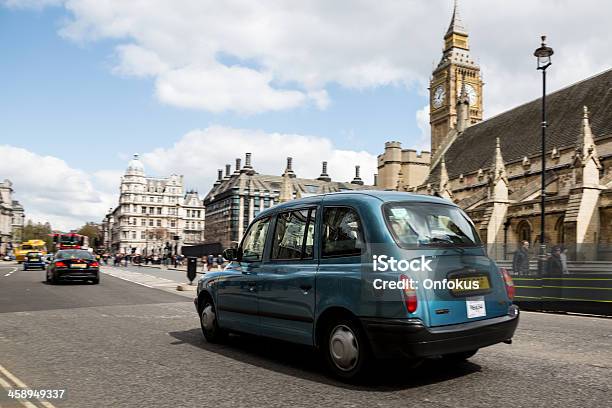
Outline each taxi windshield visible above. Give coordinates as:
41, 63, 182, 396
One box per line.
384, 202, 482, 248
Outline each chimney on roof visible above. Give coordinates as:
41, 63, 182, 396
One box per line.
351, 165, 364, 185
234, 158, 241, 174
214, 169, 223, 186
224, 164, 231, 179
284, 157, 296, 178
317, 161, 331, 182
243, 152, 253, 172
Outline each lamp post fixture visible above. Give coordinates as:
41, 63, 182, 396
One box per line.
534, 35, 554, 271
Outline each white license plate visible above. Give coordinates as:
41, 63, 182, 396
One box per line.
466, 296, 486, 318
70, 264, 87, 269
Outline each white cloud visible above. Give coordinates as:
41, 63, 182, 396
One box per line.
415, 105, 431, 151
15, 0, 606, 118
0, 145, 116, 231
6, 0, 612, 117
0, 128, 377, 230
141, 125, 377, 191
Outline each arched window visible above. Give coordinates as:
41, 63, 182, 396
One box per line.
516, 220, 532, 244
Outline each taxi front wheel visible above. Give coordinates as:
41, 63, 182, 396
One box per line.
200, 300, 227, 343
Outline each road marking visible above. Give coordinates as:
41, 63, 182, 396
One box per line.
3, 267, 17, 277
0, 363, 56, 408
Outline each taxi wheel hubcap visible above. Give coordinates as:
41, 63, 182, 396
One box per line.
329, 324, 359, 371
201, 304, 216, 332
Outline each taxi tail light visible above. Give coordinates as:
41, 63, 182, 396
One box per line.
500, 267, 515, 300
400, 274, 418, 313
90, 261, 99, 268
55, 261, 67, 268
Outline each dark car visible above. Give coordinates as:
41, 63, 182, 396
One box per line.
23, 251, 46, 270
46, 249, 100, 284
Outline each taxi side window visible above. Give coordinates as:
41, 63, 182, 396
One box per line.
271, 209, 316, 260
241, 217, 270, 262
321, 207, 364, 257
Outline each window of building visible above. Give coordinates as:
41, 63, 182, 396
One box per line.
321, 207, 364, 257
149, 219, 154, 227
157, 220, 161, 227
157, 207, 162, 215
271, 209, 316, 260
141, 219, 146, 226
170, 220, 176, 228
241, 217, 270, 262
131, 231, 136, 239
141, 231, 146, 239
141, 207, 146, 214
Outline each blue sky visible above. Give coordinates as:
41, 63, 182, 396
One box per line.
1, 0, 611, 230
0, 5, 424, 174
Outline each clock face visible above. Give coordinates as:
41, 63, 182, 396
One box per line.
458, 84, 478, 105
432, 86, 446, 108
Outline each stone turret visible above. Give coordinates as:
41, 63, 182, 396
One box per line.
489, 137, 508, 201
456, 75, 470, 133
437, 156, 452, 199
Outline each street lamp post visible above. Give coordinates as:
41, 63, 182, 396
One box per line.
534, 35, 554, 272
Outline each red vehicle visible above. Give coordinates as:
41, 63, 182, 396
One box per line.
52, 233, 90, 251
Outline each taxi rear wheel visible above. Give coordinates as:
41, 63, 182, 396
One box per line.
322, 318, 371, 381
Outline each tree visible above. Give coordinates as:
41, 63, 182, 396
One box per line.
77, 223, 102, 249
21, 220, 53, 250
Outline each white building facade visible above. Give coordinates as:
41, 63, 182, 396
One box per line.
0, 179, 25, 255
106, 155, 205, 255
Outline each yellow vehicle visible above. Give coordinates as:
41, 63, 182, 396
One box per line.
15, 240, 47, 263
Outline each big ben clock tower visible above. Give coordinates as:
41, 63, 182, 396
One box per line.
429, 1, 483, 155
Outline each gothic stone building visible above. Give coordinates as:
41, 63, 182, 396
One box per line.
105, 155, 205, 255
203, 153, 368, 248
377, 4, 612, 260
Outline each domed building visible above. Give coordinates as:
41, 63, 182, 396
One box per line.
103, 154, 205, 256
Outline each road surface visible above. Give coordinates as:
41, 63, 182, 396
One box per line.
0, 262, 610, 408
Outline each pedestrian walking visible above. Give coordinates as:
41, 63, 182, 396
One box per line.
545, 246, 564, 275
512, 241, 530, 276
216, 254, 224, 270
207, 254, 214, 271
560, 246, 569, 274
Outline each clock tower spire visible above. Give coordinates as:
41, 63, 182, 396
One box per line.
429, 0, 483, 156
